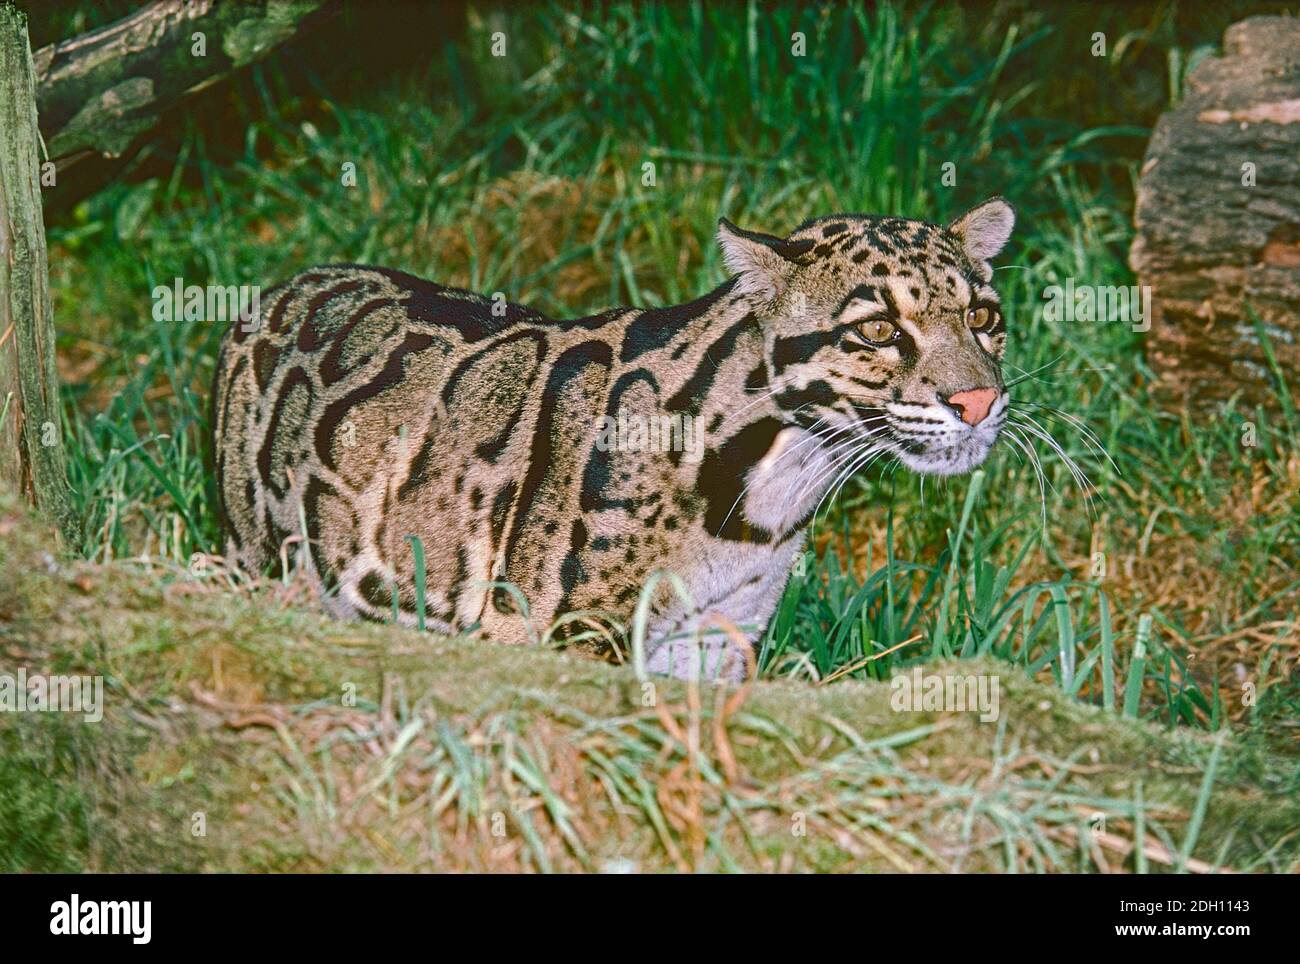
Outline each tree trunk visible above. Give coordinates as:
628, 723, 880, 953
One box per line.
1129, 15, 1300, 412
0, 2, 76, 542
33, 0, 336, 173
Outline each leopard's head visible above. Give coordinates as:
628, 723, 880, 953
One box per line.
718, 197, 1014, 476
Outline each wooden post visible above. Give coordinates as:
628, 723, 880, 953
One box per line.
0, 2, 76, 542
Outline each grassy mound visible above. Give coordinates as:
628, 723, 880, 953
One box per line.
2, 494, 1295, 873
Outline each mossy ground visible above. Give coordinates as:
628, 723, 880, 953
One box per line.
3, 493, 1295, 873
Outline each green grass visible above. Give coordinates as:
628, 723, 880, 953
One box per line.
43, 1, 1299, 746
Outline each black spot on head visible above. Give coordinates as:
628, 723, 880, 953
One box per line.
872, 263, 890, 276
822, 222, 848, 237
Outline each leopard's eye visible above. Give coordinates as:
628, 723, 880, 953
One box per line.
966, 306, 999, 331
856, 318, 898, 345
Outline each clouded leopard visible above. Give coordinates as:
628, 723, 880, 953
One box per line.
211, 197, 1015, 681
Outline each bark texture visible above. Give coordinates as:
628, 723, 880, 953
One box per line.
1130, 15, 1300, 410
33, 0, 335, 171
0, 3, 76, 541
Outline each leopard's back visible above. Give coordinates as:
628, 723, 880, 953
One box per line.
212, 264, 580, 632
211, 259, 777, 662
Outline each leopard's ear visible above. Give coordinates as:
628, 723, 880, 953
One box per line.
717, 218, 813, 299
947, 197, 1015, 262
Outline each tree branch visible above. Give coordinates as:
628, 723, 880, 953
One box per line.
33, 0, 337, 171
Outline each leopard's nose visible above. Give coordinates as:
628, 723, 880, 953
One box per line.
942, 387, 999, 426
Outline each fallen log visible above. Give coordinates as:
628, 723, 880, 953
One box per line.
33, 0, 336, 173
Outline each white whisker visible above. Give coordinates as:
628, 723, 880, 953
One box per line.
1001, 426, 1048, 524
1009, 411, 1095, 514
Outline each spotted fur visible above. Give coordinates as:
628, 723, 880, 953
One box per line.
211, 197, 1015, 680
